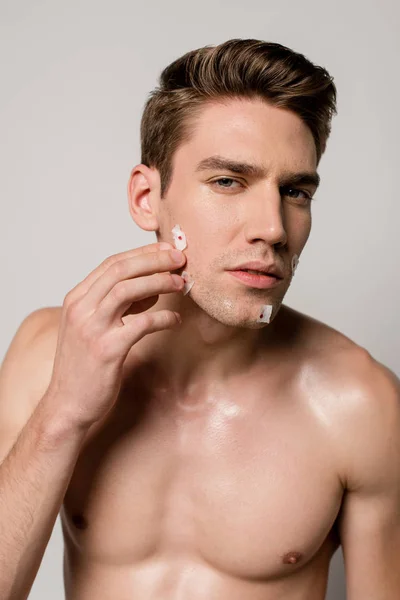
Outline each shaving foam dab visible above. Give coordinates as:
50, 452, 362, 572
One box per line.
181, 271, 194, 296
291, 254, 299, 276
257, 304, 273, 324
172, 224, 187, 251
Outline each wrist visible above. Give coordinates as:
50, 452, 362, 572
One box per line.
36, 392, 92, 448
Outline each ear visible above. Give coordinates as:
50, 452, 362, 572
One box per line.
127, 164, 161, 232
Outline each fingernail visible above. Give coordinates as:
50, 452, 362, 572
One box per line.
171, 249, 184, 263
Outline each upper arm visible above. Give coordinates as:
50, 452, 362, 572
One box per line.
0, 307, 60, 464
337, 355, 400, 599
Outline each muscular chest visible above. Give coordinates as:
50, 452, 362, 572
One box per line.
61, 387, 343, 580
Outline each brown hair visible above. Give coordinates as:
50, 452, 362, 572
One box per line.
140, 38, 337, 198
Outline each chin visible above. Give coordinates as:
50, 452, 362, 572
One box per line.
188, 292, 277, 329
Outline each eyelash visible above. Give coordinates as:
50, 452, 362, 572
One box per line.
210, 177, 313, 203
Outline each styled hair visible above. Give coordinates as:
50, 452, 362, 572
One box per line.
140, 38, 337, 198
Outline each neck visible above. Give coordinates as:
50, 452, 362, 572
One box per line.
126, 296, 296, 397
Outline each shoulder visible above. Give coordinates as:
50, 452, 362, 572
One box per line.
280, 304, 389, 379
335, 355, 400, 493
28, 305, 62, 352
284, 306, 400, 491
2, 306, 62, 406
30, 305, 63, 383
13, 306, 62, 377
0, 306, 63, 460
11, 305, 62, 343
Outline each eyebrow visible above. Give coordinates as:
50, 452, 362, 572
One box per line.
195, 155, 320, 190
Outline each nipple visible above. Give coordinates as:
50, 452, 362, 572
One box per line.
282, 551, 302, 564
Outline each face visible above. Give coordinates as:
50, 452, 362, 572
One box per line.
155, 98, 318, 329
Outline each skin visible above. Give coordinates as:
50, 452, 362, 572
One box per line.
48, 98, 400, 598
126, 98, 316, 391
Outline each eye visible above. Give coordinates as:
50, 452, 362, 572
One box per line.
281, 186, 313, 205
211, 177, 243, 190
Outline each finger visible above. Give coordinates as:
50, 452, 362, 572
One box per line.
111, 309, 182, 354
121, 294, 159, 319
76, 249, 185, 316
66, 242, 173, 304
96, 271, 183, 326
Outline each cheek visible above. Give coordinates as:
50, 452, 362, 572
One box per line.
299, 215, 312, 245
187, 228, 220, 265
286, 210, 311, 249
188, 208, 228, 246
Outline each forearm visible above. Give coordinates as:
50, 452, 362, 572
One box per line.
0, 393, 89, 600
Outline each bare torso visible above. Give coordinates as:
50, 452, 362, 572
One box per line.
45, 305, 350, 599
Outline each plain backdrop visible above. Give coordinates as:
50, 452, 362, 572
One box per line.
0, 0, 399, 598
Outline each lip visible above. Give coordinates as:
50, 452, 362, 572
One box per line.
233, 261, 283, 279
227, 270, 283, 289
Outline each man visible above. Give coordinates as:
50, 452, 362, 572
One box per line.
1, 38, 399, 600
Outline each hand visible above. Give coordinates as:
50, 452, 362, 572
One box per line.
46, 242, 186, 429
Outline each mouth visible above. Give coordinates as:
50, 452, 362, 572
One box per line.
227, 270, 283, 289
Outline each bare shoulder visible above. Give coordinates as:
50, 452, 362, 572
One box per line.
1, 306, 62, 375
280, 304, 370, 359
0, 306, 63, 448
26, 305, 63, 370
281, 304, 391, 372
283, 305, 400, 489
32, 305, 63, 387
9, 306, 63, 396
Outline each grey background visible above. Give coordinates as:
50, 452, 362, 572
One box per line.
0, 0, 398, 598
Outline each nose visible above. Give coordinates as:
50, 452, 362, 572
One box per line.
243, 189, 288, 248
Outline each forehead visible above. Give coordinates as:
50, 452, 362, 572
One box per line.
175, 97, 317, 171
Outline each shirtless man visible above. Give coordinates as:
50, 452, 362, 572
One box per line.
1, 38, 400, 600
